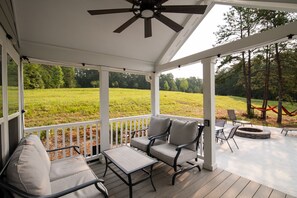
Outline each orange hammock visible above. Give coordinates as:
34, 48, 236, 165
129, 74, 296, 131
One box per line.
252, 105, 297, 116
251, 105, 277, 112
268, 105, 297, 117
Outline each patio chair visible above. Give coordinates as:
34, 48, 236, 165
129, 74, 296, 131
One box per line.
149, 120, 204, 185
227, 109, 252, 126
216, 125, 240, 152
215, 119, 226, 142
281, 127, 297, 136
130, 116, 171, 154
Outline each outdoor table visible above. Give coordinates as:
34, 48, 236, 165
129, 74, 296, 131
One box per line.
102, 146, 158, 198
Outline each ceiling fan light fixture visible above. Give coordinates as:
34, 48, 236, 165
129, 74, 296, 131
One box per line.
141, 9, 154, 18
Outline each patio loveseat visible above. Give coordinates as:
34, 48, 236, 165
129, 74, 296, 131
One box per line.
0, 135, 108, 198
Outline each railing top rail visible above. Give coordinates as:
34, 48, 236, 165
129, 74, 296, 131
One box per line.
24, 120, 101, 132
109, 114, 151, 122
159, 114, 204, 123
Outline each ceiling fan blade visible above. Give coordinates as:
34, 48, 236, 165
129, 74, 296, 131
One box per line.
155, 13, 183, 32
114, 15, 139, 33
161, 5, 207, 14
88, 8, 134, 15
144, 18, 152, 38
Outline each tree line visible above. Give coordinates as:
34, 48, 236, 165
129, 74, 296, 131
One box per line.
23, 64, 203, 93
214, 7, 297, 124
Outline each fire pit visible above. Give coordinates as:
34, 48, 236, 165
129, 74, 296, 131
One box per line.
235, 127, 271, 139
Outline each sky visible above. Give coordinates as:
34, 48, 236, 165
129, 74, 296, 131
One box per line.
163, 4, 230, 79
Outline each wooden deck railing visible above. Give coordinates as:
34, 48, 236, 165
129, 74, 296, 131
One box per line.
109, 114, 151, 147
24, 114, 205, 161
24, 120, 100, 161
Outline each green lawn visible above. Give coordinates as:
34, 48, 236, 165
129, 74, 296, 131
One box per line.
24, 88, 296, 127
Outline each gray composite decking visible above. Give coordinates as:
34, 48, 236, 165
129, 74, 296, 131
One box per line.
90, 162, 295, 198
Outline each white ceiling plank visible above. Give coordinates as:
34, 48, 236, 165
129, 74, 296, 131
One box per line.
156, 20, 297, 72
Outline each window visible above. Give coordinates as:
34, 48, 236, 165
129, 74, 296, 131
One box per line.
7, 54, 19, 115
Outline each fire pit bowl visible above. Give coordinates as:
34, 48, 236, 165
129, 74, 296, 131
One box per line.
235, 127, 271, 139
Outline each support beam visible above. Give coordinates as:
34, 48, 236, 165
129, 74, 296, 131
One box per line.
202, 57, 217, 171
100, 69, 110, 151
151, 73, 160, 116
214, 0, 297, 13
157, 20, 297, 73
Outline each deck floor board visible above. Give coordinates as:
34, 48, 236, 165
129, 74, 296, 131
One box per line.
89, 162, 295, 198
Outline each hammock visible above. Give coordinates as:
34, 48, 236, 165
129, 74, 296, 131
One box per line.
281, 106, 297, 116
251, 105, 277, 112
268, 105, 297, 117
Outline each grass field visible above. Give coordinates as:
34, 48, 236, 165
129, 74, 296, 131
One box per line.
24, 88, 296, 127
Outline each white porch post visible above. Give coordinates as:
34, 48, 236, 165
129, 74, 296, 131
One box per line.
202, 57, 217, 171
2, 41, 9, 161
151, 72, 160, 116
20, 60, 25, 137
100, 69, 110, 151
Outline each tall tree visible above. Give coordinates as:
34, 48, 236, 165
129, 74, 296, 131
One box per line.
187, 77, 203, 93
257, 10, 291, 124
215, 7, 258, 117
23, 63, 44, 89
76, 68, 99, 88
39, 65, 64, 88
62, 67, 76, 88
179, 79, 189, 92
163, 81, 170, 91
50, 66, 64, 88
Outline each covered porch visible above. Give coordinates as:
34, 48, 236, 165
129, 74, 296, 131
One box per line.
0, 0, 297, 197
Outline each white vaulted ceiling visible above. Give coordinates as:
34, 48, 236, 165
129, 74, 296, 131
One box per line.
12, 0, 209, 72
9, 0, 297, 73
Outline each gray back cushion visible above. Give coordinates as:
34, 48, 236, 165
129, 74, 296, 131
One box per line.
23, 135, 51, 172
7, 142, 52, 196
147, 116, 171, 137
169, 120, 198, 151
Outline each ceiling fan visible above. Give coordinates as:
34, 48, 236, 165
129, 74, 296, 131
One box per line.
88, 0, 207, 38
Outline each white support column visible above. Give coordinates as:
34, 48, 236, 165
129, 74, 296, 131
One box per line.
202, 57, 217, 171
19, 60, 25, 138
99, 69, 110, 151
151, 72, 160, 116
2, 42, 9, 162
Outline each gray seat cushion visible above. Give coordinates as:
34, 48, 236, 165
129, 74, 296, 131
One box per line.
51, 170, 107, 198
147, 116, 171, 137
50, 155, 90, 181
130, 136, 165, 152
150, 143, 197, 166
169, 120, 198, 151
